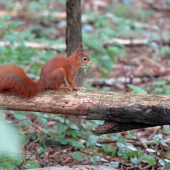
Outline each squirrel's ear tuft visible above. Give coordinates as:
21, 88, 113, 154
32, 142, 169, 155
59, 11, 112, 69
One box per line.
76, 46, 83, 55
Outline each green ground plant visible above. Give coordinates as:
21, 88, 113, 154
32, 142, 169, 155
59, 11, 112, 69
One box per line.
0, 0, 170, 169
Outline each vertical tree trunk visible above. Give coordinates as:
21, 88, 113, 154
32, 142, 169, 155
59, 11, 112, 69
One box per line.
66, 0, 83, 128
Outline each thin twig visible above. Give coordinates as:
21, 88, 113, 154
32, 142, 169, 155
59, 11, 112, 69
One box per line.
22, 145, 28, 170
25, 120, 50, 137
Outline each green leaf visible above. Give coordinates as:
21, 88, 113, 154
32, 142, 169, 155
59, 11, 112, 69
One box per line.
100, 69, 108, 78
105, 161, 119, 168
98, 58, 112, 72
87, 121, 98, 129
117, 135, 125, 144
67, 130, 78, 138
153, 134, 163, 140
0, 14, 11, 20
146, 148, 156, 153
130, 130, 133, 135
23, 120, 32, 127
164, 159, 170, 169
117, 149, 129, 160
142, 155, 156, 165
9, 21, 24, 28
60, 138, 68, 145
4, 162, 15, 169
69, 123, 79, 130
154, 81, 166, 86
138, 150, 144, 159
159, 159, 166, 167
156, 87, 164, 93
37, 117, 47, 126
14, 114, 24, 120
93, 120, 104, 125
126, 146, 137, 151
24, 162, 39, 169
72, 141, 84, 149
160, 152, 167, 158
58, 124, 68, 135
128, 84, 147, 94
159, 159, 170, 169
130, 157, 142, 164
65, 119, 70, 125
38, 134, 46, 141
117, 143, 125, 147
91, 156, 101, 163
12, 158, 22, 164
36, 146, 45, 153
73, 152, 84, 161
87, 135, 99, 148
91, 156, 108, 163
105, 47, 116, 64
14, 111, 26, 120
99, 145, 117, 157
154, 140, 160, 145
160, 140, 168, 147
126, 134, 137, 139
100, 145, 113, 153
163, 125, 170, 134
82, 65, 90, 73
41, 113, 51, 118
52, 116, 64, 123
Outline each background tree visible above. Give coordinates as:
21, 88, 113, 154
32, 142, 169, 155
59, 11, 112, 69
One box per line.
66, 0, 83, 128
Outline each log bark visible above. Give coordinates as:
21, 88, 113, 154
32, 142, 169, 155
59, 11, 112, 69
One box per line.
1, 91, 170, 126
94, 121, 154, 134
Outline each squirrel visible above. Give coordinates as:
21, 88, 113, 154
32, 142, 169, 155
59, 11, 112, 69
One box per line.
0, 47, 92, 98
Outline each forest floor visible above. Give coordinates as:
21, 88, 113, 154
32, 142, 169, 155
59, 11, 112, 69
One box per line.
1, 0, 170, 169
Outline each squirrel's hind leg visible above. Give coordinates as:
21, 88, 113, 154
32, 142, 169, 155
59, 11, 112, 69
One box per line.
52, 68, 71, 93
57, 78, 72, 93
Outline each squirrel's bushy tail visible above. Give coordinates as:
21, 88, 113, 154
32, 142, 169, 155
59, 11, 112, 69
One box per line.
0, 64, 40, 98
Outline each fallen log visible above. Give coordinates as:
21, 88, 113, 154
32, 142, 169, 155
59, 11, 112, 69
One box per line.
30, 165, 114, 170
103, 38, 170, 47
0, 10, 66, 21
0, 10, 158, 31
1, 90, 170, 133
147, 2, 170, 12
0, 41, 66, 50
86, 77, 149, 86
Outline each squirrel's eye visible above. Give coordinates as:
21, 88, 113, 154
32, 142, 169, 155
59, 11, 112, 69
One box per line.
83, 58, 87, 61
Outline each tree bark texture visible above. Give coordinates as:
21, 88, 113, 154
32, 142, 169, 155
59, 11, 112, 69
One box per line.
1, 91, 170, 126
66, 0, 83, 86
66, 0, 83, 127
94, 121, 155, 134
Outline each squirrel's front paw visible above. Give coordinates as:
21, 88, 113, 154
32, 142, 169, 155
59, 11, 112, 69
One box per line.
73, 87, 86, 91
78, 87, 86, 90
68, 87, 72, 91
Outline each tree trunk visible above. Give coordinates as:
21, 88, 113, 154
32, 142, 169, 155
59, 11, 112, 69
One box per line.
66, 0, 83, 128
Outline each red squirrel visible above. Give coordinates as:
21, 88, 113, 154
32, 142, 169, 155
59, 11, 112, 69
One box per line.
0, 47, 92, 98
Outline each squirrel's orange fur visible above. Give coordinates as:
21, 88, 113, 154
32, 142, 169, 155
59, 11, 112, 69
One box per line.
0, 47, 92, 98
